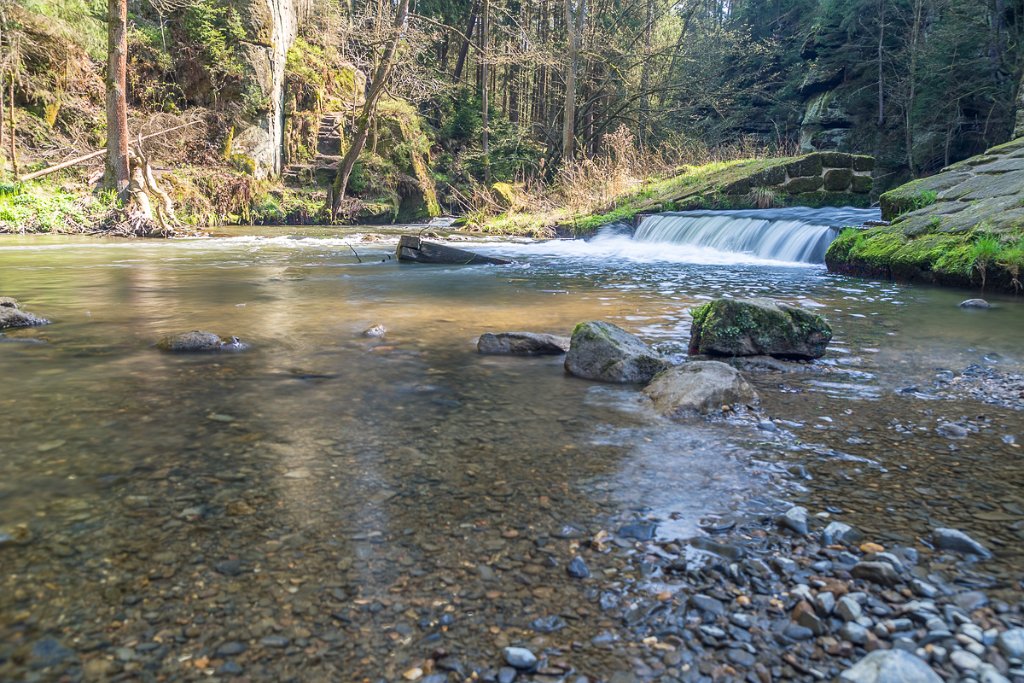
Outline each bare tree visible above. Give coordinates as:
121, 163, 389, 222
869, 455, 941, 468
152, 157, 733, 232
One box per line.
562, 0, 586, 163
330, 0, 412, 218
106, 0, 130, 197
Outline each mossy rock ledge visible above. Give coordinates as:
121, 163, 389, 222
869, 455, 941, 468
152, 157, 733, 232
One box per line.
689, 299, 833, 361
826, 137, 1024, 292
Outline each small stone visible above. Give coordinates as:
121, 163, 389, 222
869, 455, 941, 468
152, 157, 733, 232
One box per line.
859, 542, 885, 554
840, 623, 869, 645
567, 556, 590, 579
777, 506, 809, 535
259, 635, 289, 648
157, 330, 246, 353
837, 596, 862, 622
218, 662, 244, 675
216, 642, 247, 656
727, 648, 756, 667
30, 638, 76, 668
823, 521, 861, 546
690, 594, 726, 616
852, 561, 900, 586
364, 324, 387, 338
402, 667, 423, 680
214, 559, 243, 576
816, 591, 836, 616
932, 528, 992, 558
950, 649, 983, 672
497, 668, 518, 683
839, 649, 942, 683
503, 647, 537, 670
997, 628, 1024, 659
978, 663, 1012, 683
617, 522, 656, 540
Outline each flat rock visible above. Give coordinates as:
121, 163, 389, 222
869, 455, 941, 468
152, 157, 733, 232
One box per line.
397, 235, 510, 265
564, 321, 667, 383
643, 361, 759, 417
839, 650, 942, 683
157, 331, 247, 353
478, 332, 570, 356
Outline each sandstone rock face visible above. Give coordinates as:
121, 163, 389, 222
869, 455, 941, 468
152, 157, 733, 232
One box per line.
231, 0, 299, 178
564, 321, 667, 383
689, 298, 832, 360
478, 332, 570, 356
643, 361, 759, 418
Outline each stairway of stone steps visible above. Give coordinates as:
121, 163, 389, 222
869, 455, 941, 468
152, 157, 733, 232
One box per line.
282, 112, 346, 187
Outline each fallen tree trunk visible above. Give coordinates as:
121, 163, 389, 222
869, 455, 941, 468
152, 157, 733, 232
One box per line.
19, 122, 193, 183
396, 235, 511, 265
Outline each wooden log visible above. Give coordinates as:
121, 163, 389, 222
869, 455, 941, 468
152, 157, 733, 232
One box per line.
396, 235, 511, 265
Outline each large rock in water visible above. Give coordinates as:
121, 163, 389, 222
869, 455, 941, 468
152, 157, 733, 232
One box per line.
689, 298, 832, 360
478, 332, 570, 356
839, 650, 941, 683
0, 303, 49, 329
157, 331, 247, 353
643, 361, 759, 417
397, 235, 510, 265
564, 321, 667, 383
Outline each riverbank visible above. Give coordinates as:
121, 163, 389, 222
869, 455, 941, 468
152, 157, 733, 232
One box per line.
472, 152, 875, 237
825, 137, 1024, 293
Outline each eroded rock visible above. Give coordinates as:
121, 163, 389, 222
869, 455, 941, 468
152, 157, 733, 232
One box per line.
643, 361, 758, 417
0, 306, 49, 330
564, 321, 667, 383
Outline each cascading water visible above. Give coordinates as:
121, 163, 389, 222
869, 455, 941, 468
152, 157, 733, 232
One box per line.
632, 207, 881, 264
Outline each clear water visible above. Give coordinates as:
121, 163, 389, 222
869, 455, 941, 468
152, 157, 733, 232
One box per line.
0, 226, 1021, 680
633, 206, 882, 263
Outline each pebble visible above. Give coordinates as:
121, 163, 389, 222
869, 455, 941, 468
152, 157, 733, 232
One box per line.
216, 641, 247, 656
840, 622, 869, 645
567, 556, 590, 579
503, 647, 537, 670
823, 521, 860, 545
997, 628, 1024, 659
260, 635, 289, 648
950, 649, 983, 672
777, 506, 809, 535
851, 561, 900, 586
691, 594, 726, 616
837, 596, 862, 622
497, 668, 517, 683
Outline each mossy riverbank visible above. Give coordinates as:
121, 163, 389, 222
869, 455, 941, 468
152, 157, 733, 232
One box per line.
825, 137, 1024, 293
473, 152, 874, 237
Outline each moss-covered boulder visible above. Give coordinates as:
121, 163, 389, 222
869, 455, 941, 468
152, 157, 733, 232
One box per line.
689, 299, 832, 360
564, 321, 668, 383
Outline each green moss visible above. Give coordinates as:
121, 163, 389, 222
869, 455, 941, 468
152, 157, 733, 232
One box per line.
879, 181, 938, 220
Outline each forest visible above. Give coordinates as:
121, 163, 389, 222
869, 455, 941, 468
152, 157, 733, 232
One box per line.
0, 0, 1021, 232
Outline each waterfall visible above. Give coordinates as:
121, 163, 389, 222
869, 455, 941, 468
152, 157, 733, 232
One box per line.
632, 207, 880, 264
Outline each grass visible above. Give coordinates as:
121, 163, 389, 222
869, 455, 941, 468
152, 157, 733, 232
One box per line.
0, 180, 116, 233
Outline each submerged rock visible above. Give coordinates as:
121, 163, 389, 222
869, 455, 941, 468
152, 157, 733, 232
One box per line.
157, 331, 247, 353
688, 298, 832, 360
643, 361, 758, 417
503, 647, 537, 670
397, 235, 510, 265
363, 324, 387, 338
478, 332, 570, 356
564, 321, 667, 383
959, 298, 991, 309
840, 650, 942, 683
0, 296, 19, 308
0, 305, 49, 330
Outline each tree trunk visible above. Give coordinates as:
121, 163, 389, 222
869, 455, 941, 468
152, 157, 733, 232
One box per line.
562, 0, 585, 163
105, 0, 130, 197
1015, 68, 1024, 139
452, 0, 478, 83
877, 0, 885, 127
330, 0, 411, 218
8, 77, 17, 179
481, 0, 490, 184
904, 0, 924, 175
637, 0, 654, 148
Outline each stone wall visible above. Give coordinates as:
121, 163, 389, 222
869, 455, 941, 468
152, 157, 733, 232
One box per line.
719, 152, 875, 203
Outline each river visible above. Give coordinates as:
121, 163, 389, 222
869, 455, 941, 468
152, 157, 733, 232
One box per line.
1, 216, 1022, 680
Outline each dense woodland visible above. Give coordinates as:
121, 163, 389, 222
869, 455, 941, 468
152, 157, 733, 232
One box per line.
0, 0, 1022, 227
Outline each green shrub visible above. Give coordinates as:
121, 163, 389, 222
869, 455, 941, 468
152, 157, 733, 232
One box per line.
970, 234, 1002, 289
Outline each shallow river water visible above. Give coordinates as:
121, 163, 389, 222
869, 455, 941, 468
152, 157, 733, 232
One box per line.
1, 225, 1022, 682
